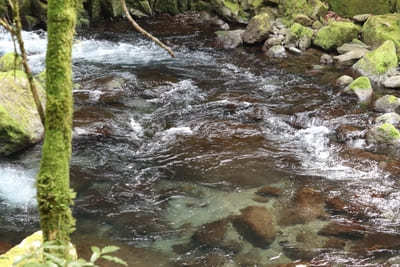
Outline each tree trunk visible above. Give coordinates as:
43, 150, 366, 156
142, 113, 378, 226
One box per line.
37, 0, 77, 246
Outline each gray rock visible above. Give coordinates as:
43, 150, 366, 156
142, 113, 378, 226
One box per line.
264, 36, 285, 48
242, 13, 272, 44
374, 95, 400, 113
266, 45, 287, 58
367, 123, 400, 146
215, 30, 245, 49
344, 76, 373, 104
297, 35, 312, 51
334, 49, 368, 63
337, 42, 369, 54
320, 54, 333, 65
336, 75, 354, 87
287, 46, 302, 54
353, 14, 371, 23
375, 113, 400, 126
383, 75, 400, 89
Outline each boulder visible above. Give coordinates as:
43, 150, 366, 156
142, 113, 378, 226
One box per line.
0, 53, 23, 72
0, 70, 45, 156
353, 40, 398, 80
383, 75, 400, 89
362, 14, 400, 55
215, 29, 245, 49
242, 13, 272, 44
334, 49, 368, 63
337, 40, 370, 54
324, 0, 394, 17
367, 123, 400, 145
233, 206, 276, 248
279, 0, 328, 20
313, 21, 361, 51
336, 75, 353, 87
289, 23, 313, 51
320, 54, 333, 64
343, 76, 373, 104
374, 95, 400, 113
375, 113, 400, 126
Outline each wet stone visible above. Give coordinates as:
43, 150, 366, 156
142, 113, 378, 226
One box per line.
383, 75, 400, 89
318, 221, 366, 239
320, 54, 333, 65
233, 206, 276, 248
255, 186, 282, 197
336, 75, 353, 87
374, 95, 400, 113
324, 238, 346, 249
336, 125, 365, 143
192, 219, 229, 248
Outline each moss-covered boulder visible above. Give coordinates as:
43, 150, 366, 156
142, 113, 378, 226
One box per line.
0, 53, 23, 72
353, 40, 398, 80
279, 0, 328, 20
313, 21, 361, 50
374, 95, 400, 113
343, 76, 373, 104
367, 123, 400, 146
242, 12, 272, 44
0, 70, 45, 156
362, 14, 400, 56
0, 231, 77, 266
289, 23, 313, 50
324, 0, 394, 18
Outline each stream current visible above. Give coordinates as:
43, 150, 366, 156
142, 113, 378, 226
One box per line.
1, 20, 400, 265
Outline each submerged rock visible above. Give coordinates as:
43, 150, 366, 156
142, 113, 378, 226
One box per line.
266, 45, 287, 58
362, 14, 400, 54
318, 221, 366, 239
242, 13, 272, 44
353, 40, 398, 80
0, 70, 45, 156
343, 76, 373, 104
233, 206, 276, 248
313, 21, 361, 50
0, 52, 23, 72
215, 29, 245, 49
374, 95, 400, 113
367, 123, 400, 146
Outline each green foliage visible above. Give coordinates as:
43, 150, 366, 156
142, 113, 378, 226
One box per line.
10, 242, 127, 267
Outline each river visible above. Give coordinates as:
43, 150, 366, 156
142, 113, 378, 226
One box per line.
1, 18, 400, 266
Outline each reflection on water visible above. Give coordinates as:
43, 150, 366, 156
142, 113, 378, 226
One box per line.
1, 26, 400, 265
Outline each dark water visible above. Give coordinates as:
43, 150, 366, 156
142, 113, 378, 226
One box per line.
1, 18, 400, 266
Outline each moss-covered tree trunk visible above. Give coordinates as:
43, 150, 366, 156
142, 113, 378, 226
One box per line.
37, 0, 77, 246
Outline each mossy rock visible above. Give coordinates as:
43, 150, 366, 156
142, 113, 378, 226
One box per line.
344, 76, 373, 104
324, 0, 394, 18
0, 53, 23, 72
367, 123, 400, 145
313, 21, 361, 50
353, 40, 398, 80
362, 14, 400, 57
242, 12, 272, 44
279, 0, 328, 20
0, 70, 45, 156
290, 22, 313, 40
0, 231, 77, 266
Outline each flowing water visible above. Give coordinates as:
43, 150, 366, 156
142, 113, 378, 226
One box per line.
1, 19, 400, 266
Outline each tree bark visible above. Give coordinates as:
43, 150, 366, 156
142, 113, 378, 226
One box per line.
37, 0, 77, 247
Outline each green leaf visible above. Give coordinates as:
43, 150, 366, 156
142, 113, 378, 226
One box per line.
101, 246, 120, 254
101, 255, 128, 266
43, 253, 65, 266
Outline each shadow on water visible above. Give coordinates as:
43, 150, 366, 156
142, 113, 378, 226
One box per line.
1, 18, 400, 265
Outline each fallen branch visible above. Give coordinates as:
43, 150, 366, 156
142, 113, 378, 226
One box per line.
120, 0, 175, 58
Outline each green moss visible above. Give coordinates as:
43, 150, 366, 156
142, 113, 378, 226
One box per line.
388, 95, 398, 104
325, 0, 394, 17
348, 76, 372, 91
362, 14, 400, 56
290, 23, 313, 39
279, 0, 327, 20
0, 53, 23, 72
378, 123, 400, 140
223, 0, 240, 15
314, 21, 361, 50
37, 0, 76, 251
353, 40, 398, 76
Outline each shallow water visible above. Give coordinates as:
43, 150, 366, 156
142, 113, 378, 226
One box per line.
1, 21, 400, 265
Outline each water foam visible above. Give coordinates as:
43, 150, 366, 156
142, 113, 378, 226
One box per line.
0, 164, 37, 208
